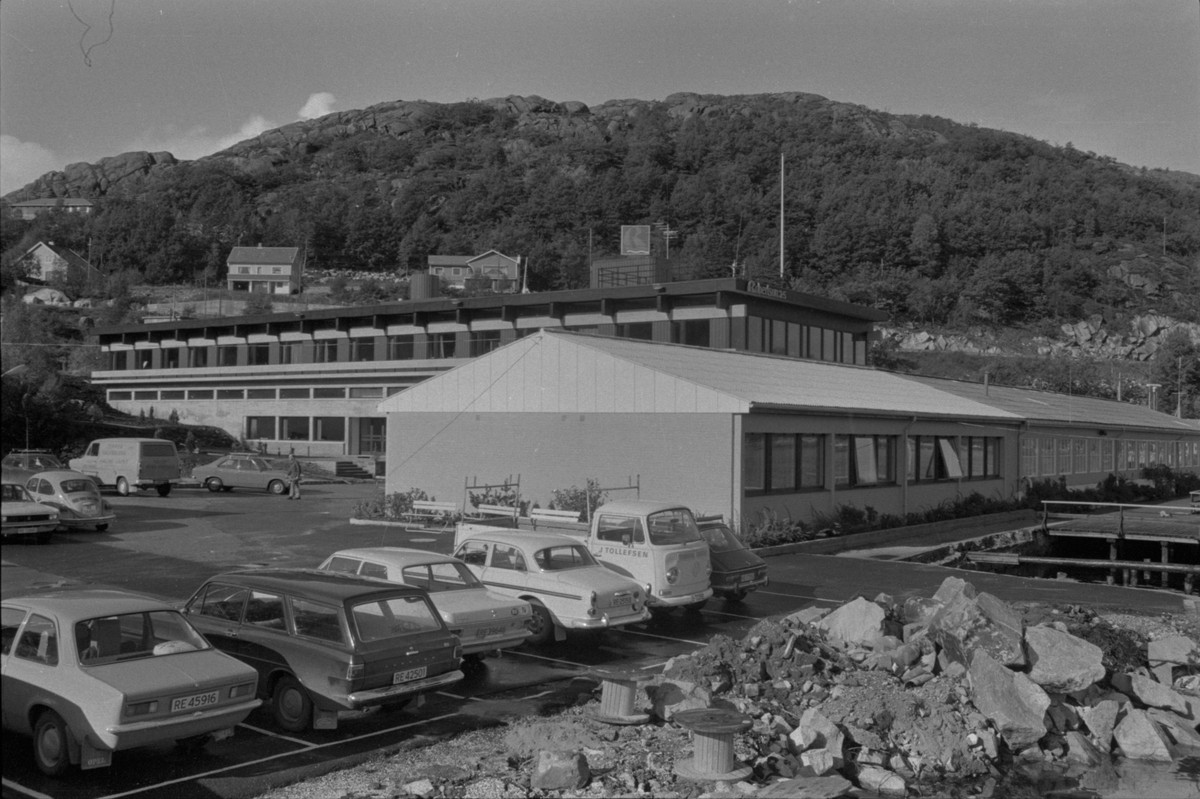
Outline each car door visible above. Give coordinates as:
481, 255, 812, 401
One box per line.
1, 606, 30, 730
185, 583, 249, 656
235, 590, 291, 678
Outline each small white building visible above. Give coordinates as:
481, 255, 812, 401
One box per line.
20, 241, 102, 284
226, 246, 303, 294
427, 250, 519, 291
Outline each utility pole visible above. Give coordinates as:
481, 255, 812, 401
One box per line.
779, 152, 785, 279
1177, 356, 1184, 418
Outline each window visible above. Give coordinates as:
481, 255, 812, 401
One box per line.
1074, 438, 1088, 474
389, 335, 415, 360
14, 614, 58, 665
430, 333, 457, 359
280, 417, 310, 440
314, 417, 344, 441
244, 592, 286, 630
806, 327, 822, 360
1102, 439, 1115, 472
280, 387, 309, 399
351, 338, 375, 362
471, 330, 502, 356
352, 596, 441, 640
834, 435, 895, 487
162, 348, 180, 369
246, 416, 276, 440
618, 322, 653, 341
960, 437, 1001, 478
187, 389, 214, 400
1058, 438, 1073, 474
108, 390, 132, 401
2, 607, 25, 656
292, 599, 344, 643
247, 388, 275, 400
1088, 439, 1102, 473
279, 343, 297, 364
324, 556, 359, 573
217, 389, 244, 400
489, 544, 527, 571
672, 319, 710, 348
248, 344, 270, 366
744, 433, 824, 494
314, 340, 338, 363
1021, 439, 1037, 478
134, 390, 157, 401
360, 562, 388, 579
219, 346, 238, 367
456, 541, 489, 567
161, 390, 185, 400
189, 348, 208, 368
596, 515, 645, 545
110, 351, 127, 370
314, 387, 344, 399
348, 387, 384, 399
909, 436, 962, 481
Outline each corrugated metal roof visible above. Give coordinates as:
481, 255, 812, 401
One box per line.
227, 246, 300, 265
379, 330, 1019, 420
900, 374, 1199, 433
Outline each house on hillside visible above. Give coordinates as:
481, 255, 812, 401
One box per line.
427, 250, 519, 291
20, 241, 103, 285
8, 198, 95, 220
226, 245, 304, 294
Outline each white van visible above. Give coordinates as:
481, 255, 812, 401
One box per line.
69, 438, 182, 496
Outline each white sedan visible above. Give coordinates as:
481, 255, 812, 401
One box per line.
452, 531, 650, 645
317, 547, 532, 658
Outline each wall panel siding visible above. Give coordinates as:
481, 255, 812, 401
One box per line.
386, 413, 734, 519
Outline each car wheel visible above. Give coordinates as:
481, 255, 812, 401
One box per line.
524, 602, 555, 646
156, 483, 171, 497
33, 710, 71, 777
95, 523, 109, 532
116, 477, 130, 496
272, 674, 313, 733
268, 480, 286, 495
206, 478, 223, 493
684, 600, 708, 613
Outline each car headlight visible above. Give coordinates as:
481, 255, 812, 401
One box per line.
666, 567, 679, 584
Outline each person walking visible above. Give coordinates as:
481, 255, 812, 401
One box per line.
286, 453, 302, 500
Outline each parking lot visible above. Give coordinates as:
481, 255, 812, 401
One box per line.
3, 482, 1192, 799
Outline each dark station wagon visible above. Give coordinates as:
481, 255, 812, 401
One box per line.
182, 569, 463, 732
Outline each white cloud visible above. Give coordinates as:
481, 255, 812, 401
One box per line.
0, 135, 63, 196
123, 115, 277, 162
299, 92, 337, 120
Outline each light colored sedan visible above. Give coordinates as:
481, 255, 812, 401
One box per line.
1, 481, 59, 544
191, 454, 290, 495
317, 548, 532, 658
25, 470, 117, 532
1, 590, 261, 776
452, 531, 650, 645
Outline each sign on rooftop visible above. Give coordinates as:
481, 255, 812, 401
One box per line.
621, 225, 651, 255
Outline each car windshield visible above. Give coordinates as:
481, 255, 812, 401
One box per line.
534, 544, 598, 570
75, 610, 210, 665
401, 561, 482, 592
2, 484, 32, 502
699, 524, 742, 552
351, 595, 443, 641
645, 509, 702, 545
61, 479, 99, 495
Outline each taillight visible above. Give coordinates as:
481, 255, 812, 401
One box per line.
346, 663, 364, 680
126, 700, 158, 717
666, 567, 679, 584
453, 644, 463, 660
229, 682, 255, 699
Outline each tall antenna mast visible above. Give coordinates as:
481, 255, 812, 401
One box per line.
779, 152, 785, 279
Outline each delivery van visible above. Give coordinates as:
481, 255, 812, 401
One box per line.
69, 438, 182, 496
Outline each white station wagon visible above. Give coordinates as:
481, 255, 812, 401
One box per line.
453, 531, 650, 644
317, 548, 532, 658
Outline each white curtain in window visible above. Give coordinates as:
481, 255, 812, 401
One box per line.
938, 438, 963, 478
854, 437, 878, 484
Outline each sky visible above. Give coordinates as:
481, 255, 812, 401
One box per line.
1, 0, 1198, 196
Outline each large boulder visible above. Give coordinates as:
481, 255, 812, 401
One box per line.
758, 774, 853, 798
969, 649, 1051, 750
791, 708, 846, 769
1148, 635, 1200, 686
817, 597, 886, 647
1112, 710, 1174, 762
645, 679, 710, 721
1025, 625, 1106, 693
1111, 673, 1191, 716
531, 750, 590, 790
1078, 699, 1120, 750
930, 591, 1025, 667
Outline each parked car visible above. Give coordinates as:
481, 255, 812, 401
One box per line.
452, 531, 650, 645
317, 548, 532, 658
191, 454, 290, 495
1, 481, 59, 544
695, 516, 769, 602
182, 569, 464, 732
25, 470, 116, 532
1, 590, 261, 776
1, 449, 65, 483
69, 438, 181, 497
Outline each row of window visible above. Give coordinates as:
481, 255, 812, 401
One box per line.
245, 416, 349, 442
744, 433, 1002, 494
108, 386, 400, 403
1020, 437, 1200, 476
745, 317, 866, 365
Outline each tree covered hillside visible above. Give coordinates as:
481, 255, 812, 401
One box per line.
3, 92, 1198, 331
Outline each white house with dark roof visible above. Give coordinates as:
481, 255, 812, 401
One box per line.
427, 250, 519, 290
9, 197, 94, 220
378, 330, 1199, 526
226, 245, 303, 294
20, 241, 102, 284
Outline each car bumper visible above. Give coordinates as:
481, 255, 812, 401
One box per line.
1, 521, 58, 536
647, 588, 714, 607
57, 513, 117, 529
345, 669, 464, 708
566, 607, 652, 629
713, 574, 769, 595
97, 698, 261, 751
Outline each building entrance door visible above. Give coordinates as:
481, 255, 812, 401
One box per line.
359, 418, 386, 455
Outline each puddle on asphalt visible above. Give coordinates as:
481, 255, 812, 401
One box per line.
990, 754, 1200, 798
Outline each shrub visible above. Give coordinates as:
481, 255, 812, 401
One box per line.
352, 487, 431, 520
469, 483, 528, 515
550, 479, 608, 516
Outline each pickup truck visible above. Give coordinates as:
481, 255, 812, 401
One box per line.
455, 499, 712, 614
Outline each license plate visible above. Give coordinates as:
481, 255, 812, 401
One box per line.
171, 690, 220, 713
611, 595, 633, 606
393, 666, 427, 684
740, 574, 757, 584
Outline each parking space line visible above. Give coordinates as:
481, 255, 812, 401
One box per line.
3, 777, 55, 799
436, 691, 484, 701
504, 649, 595, 668
95, 712, 463, 799
698, 607, 762, 619
617, 628, 708, 646
757, 590, 839, 602
236, 722, 318, 747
